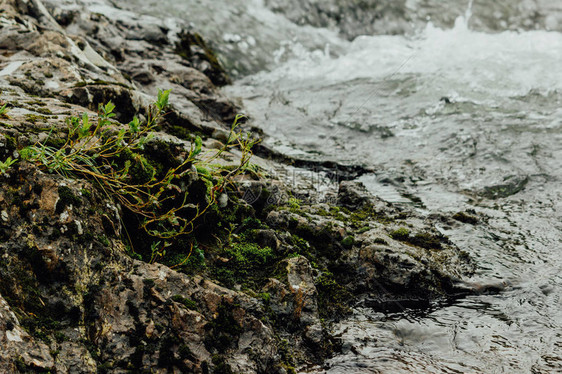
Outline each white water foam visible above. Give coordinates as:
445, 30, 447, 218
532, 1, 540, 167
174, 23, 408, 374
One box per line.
248, 14, 562, 101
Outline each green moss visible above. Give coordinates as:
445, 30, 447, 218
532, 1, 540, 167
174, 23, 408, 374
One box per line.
116, 148, 156, 185
341, 235, 354, 248
277, 338, 296, 374
131, 156, 156, 184
18, 313, 66, 345
390, 227, 444, 250
356, 226, 371, 234
373, 237, 388, 245
24, 114, 48, 124
453, 211, 478, 224
167, 125, 200, 141
287, 234, 310, 257
97, 235, 110, 247
56, 186, 81, 214
287, 197, 301, 211
35, 107, 53, 115
409, 232, 443, 250
225, 242, 273, 267
213, 241, 274, 289
211, 355, 234, 374
258, 292, 270, 304
25, 100, 47, 107
390, 227, 410, 241
316, 271, 352, 319
44, 137, 65, 149
171, 295, 198, 311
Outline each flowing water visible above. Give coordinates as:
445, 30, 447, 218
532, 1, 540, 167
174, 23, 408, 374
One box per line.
121, 0, 562, 372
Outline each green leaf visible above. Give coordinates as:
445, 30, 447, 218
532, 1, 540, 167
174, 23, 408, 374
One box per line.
104, 101, 115, 115
80, 113, 91, 136
193, 136, 202, 157
195, 165, 210, 176
128, 116, 140, 133
156, 89, 171, 111
0, 103, 9, 116
0, 156, 16, 174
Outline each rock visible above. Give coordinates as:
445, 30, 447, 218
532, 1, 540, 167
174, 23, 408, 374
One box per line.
175, 31, 231, 87
55, 342, 98, 374
0, 1, 477, 372
337, 181, 371, 210
0, 295, 55, 372
481, 174, 529, 199
255, 229, 280, 251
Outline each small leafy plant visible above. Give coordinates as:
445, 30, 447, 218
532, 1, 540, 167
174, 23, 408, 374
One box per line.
0, 156, 16, 175
21, 90, 259, 246
0, 102, 9, 118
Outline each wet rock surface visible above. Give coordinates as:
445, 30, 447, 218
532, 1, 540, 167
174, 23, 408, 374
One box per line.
264, 0, 562, 39
0, 0, 475, 372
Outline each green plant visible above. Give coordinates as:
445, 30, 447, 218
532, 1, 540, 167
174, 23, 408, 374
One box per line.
0, 156, 16, 175
224, 242, 273, 267
287, 197, 301, 210
0, 102, 9, 118
149, 240, 172, 264
21, 90, 259, 247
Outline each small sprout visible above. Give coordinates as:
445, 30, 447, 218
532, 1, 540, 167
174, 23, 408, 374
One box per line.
103, 101, 116, 117
156, 89, 171, 112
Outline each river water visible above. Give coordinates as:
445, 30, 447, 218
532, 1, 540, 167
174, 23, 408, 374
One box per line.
121, 0, 562, 372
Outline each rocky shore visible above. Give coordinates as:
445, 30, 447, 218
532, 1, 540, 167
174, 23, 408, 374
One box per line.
0, 1, 476, 372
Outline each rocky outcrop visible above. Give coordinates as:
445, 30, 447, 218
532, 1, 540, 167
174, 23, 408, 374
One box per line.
0, 163, 281, 373
0, 0, 476, 373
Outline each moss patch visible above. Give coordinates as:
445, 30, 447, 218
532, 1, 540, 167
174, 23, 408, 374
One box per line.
390, 227, 445, 250
453, 211, 478, 224
56, 186, 82, 214
316, 271, 352, 319
171, 295, 198, 311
